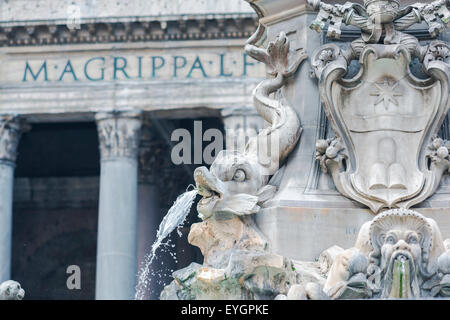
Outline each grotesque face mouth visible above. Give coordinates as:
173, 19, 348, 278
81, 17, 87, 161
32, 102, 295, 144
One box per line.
385, 250, 417, 299
389, 251, 414, 272
393, 252, 410, 262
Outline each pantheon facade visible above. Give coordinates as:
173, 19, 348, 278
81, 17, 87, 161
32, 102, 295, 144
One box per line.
0, 0, 265, 299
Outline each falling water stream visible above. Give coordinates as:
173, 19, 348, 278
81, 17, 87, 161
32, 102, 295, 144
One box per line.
399, 255, 407, 298
391, 255, 408, 299
135, 188, 198, 300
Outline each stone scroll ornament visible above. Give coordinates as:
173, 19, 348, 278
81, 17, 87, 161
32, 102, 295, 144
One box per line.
322, 209, 450, 299
161, 27, 308, 300
309, 0, 450, 213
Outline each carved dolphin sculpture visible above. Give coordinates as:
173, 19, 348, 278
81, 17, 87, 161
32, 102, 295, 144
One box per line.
194, 27, 307, 220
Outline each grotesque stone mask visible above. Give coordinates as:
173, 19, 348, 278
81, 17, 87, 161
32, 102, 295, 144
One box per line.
369, 209, 433, 298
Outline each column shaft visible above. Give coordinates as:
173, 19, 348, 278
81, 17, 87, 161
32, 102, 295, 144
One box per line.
95, 111, 142, 300
0, 115, 25, 283
0, 164, 14, 283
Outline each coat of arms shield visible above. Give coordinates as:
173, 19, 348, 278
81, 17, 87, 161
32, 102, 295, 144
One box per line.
312, 43, 449, 213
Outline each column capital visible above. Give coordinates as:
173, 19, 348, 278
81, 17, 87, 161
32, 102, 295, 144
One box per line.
95, 110, 143, 160
0, 115, 28, 164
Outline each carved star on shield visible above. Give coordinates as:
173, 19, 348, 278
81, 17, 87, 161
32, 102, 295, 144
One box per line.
370, 79, 402, 109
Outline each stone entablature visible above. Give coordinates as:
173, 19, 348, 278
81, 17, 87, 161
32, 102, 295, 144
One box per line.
0, 39, 265, 121
0, 1, 264, 121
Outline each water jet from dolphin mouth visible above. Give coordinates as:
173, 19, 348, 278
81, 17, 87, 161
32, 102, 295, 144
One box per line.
135, 187, 198, 300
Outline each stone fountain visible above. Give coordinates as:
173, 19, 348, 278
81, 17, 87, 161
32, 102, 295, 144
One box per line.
161, 0, 450, 300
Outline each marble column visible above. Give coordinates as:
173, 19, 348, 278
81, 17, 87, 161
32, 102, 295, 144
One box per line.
136, 116, 164, 300
221, 106, 265, 152
0, 115, 26, 283
95, 110, 142, 300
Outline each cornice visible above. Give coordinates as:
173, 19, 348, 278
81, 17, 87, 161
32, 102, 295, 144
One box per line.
0, 15, 258, 47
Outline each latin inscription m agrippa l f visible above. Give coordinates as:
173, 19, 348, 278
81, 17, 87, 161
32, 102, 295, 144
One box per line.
17, 52, 264, 83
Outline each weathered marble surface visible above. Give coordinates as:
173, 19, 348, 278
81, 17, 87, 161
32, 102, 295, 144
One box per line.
161, 252, 298, 300
162, 210, 303, 300
161, 215, 328, 300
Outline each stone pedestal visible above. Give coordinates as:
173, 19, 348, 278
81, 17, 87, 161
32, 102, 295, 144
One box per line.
95, 111, 142, 300
0, 115, 26, 283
